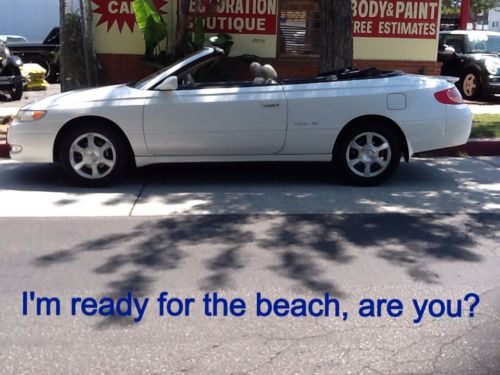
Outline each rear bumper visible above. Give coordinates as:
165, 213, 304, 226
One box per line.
443, 104, 473, 148
406, 104, 473, 156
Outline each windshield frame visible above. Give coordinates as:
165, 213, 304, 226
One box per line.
132, 48, 223, 90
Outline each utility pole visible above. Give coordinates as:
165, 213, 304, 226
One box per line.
460, 0, 470, 29
59, 0, 68, 91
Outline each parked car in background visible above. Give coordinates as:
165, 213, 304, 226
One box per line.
438, 30, 500, 99
0, 35, 28, 43
7, 27, 59, 82
0, 41, 23, 100
8, 48, 472, 186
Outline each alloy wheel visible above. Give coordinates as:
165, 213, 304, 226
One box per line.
346, 132, 392, 178
462, 73, 477, 98
69, 132, 116, 180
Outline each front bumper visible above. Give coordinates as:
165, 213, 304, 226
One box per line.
0, 74, 22, 91
7, 120, 55, 163
484, 74, 500, 95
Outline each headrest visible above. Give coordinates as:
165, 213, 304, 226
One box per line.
250, 62, 263, 78
262, 64, 278, 81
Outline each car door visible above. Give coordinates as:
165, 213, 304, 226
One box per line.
143, 84, 287, 156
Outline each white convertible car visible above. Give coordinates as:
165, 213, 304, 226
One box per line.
8, 47, 472, 186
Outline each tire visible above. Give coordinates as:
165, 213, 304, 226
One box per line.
58, 123, 130, 186
10, 76, 23, 101
460, 71, 482, 100
333, 121, 402, 186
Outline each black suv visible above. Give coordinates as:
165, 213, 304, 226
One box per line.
438, 30, 500, 100
7, 27, 59, 83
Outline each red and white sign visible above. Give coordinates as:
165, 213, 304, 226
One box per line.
93, 0, 168, 32
352, 0, 439, 39
185, 0, 277, 35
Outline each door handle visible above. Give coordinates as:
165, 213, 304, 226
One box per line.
261, 103, 280, 108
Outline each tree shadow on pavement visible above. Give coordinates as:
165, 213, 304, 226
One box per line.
34, 216, 256, 327
32, 212, 498, 329
258, 214, 488, 286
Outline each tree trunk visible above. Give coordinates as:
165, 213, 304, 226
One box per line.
175, 0, 191, 48
319, 0, 353, 74
59, 0, 67, 91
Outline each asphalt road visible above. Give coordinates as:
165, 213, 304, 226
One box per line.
1, 83, 498, 373
0, 157, 498, 374
0, 214, 499, 374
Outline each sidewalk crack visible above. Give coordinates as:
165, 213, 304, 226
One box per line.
129, 178, 147, 217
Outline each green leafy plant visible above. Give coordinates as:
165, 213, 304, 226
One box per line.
132, 0, 238, 79
132, 0, 168, 59
193, 16, 205, 50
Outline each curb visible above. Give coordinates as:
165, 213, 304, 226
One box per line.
0, 138, 10, 158
416, 139, 500, 157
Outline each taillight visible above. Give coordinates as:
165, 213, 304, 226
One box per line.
434, 87, 463, 105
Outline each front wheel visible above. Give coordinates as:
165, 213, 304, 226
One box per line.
460, 71, 482, 100
334, 122, 402, 186
58, 124, 130, 186
10, 76, 23, 101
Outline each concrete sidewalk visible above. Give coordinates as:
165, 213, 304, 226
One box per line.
0, 157, 498, 217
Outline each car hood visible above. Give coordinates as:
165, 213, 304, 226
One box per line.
22, 84, 146, 110
470, 52, 500, 60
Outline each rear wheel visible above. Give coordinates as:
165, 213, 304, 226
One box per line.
334, 121, 402, 186
58, 123, 130, 186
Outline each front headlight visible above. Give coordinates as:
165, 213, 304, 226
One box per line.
15, 110, 47, 122
485, 58, 500, 75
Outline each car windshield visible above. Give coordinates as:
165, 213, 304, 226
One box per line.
465, 34, 500, 53
132, 49, 216, 90
131, 61, 180, 90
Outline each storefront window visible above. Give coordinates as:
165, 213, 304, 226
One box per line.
279, 0, 320, 56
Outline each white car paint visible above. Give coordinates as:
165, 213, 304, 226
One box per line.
143, 85, 287, 155
7, 48, 473, 184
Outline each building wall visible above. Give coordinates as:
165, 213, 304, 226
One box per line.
93, 0, 443, 83
489, 5, 500, 31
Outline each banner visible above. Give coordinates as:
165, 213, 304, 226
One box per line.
92, 0, 168, 32
185, 0, 278, 35
352, 0, 439, 39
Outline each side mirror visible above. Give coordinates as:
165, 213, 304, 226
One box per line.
444, 46, 456, 55
157, 76, 178, 91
